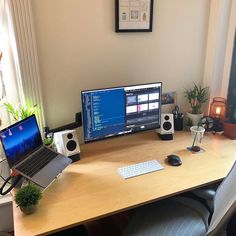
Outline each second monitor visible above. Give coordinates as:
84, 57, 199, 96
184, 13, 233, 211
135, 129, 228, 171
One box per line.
81, 82, 162, 142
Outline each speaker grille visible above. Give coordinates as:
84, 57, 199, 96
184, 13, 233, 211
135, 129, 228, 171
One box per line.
163, 122, 172, 131
66, 140, 77, 151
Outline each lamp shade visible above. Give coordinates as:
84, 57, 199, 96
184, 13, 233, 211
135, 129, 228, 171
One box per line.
209, 97, 227, 120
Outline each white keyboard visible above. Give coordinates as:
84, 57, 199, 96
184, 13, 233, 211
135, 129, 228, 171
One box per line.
118, 160, 164, 179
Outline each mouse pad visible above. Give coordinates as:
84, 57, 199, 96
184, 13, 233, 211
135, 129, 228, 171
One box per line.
187, 147, 205, 154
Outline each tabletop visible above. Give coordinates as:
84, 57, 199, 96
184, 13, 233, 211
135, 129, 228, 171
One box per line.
13, 131, 236, 236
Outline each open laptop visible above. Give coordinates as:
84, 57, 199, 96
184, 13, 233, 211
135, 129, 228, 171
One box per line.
0, 115, 72, 188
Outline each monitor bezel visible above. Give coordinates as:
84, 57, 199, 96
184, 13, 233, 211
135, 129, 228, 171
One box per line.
81, 82, 162, 143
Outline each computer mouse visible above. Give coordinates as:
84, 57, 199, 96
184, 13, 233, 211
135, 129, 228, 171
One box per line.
167, 155, 182, 166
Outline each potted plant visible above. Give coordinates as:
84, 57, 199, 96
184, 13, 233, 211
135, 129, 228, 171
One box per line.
4, 102, 37, 122
184, 83, 209, 126
15, 185, 42, 215
43, 137, 54, 148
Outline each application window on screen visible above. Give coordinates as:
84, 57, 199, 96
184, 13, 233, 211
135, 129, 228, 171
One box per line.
81, 83, 161, 142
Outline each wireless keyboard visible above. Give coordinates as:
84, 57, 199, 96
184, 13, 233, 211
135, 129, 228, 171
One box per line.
118, 160, 164, 179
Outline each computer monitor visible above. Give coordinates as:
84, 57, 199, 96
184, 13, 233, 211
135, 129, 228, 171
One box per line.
81, 82, 162, 142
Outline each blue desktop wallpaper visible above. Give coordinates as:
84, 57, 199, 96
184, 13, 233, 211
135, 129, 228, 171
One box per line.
82, 89, 126, 141
0, 116, 42, 168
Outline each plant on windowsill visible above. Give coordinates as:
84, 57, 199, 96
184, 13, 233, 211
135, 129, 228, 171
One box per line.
4, 101, 37, 122
15, 184, 42, 215
184, 83, 209, 126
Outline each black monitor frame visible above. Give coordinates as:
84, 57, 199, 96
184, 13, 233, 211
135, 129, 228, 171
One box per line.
81, 82, 162, 143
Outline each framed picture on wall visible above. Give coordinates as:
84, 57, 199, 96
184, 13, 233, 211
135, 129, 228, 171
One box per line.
115, 0, 154, 32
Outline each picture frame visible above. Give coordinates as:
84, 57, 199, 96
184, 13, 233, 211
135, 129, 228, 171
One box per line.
115, 0, 154, 32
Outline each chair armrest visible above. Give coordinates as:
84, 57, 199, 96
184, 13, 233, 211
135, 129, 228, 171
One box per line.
191, 183, 220, 213
192, 188, 216, 201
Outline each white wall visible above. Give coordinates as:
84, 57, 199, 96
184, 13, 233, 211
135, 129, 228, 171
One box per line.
31, 0, 210, 130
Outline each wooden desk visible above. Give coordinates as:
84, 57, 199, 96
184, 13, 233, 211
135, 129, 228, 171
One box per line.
13, 131, 236, 236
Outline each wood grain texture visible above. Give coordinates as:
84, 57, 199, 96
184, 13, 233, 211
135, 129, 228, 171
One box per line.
13, 131, 236, 236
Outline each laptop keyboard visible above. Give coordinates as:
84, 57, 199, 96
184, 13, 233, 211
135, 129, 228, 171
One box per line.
16, 148, 58, 178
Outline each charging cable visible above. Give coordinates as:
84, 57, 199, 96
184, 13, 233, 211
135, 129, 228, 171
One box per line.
0, 170, 22, 195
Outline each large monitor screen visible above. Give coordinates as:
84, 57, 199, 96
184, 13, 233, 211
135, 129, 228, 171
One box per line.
81, 82, 162, 142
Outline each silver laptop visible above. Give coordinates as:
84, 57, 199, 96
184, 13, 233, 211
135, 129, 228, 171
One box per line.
0, 115, 72, 188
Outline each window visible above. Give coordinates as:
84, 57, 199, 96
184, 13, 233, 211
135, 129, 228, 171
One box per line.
0, 50, 9, 186
227, 32, 236, 122
0, 50, 8, 128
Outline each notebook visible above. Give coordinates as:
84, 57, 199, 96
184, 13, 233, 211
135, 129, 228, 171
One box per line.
0, 115, 72, 188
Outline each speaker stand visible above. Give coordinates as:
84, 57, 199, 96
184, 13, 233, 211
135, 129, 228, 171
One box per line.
68, 153, 80, 163
158, 133, 173, 140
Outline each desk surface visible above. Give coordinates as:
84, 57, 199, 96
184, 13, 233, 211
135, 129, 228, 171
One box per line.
13, 131, 236, 236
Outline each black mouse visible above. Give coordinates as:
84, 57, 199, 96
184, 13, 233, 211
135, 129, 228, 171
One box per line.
167, 155, 182, 166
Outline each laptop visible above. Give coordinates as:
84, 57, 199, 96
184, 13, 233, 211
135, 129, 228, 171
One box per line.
0, 115, 72, 188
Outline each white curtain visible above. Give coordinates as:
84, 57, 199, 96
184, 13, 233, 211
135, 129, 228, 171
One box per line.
203, 0, 236, 101
0, 0, 15, 187
0, 0, 45, 131
0, 0, 21, 106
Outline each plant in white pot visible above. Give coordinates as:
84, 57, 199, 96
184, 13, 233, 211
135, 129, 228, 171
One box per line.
184, 83, 209, 126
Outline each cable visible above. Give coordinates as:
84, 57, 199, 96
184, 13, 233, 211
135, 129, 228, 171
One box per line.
0, 157, 11, 185
0, 158, 5, 179
0, 155, 23, 195
0, 174, 11, 184
0, 174, 22, 195
0, 158, 9, 182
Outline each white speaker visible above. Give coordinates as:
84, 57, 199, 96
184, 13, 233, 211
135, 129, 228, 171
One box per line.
157, 113, 174, 140
54, 129, 80, 162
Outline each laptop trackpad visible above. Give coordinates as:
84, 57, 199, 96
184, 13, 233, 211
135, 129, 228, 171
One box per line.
31, 155, 71, 188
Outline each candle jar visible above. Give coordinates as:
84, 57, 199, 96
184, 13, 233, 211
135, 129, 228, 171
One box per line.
209, 97, 227, 120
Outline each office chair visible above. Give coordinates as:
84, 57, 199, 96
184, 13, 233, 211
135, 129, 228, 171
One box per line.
123, 161, 236, 236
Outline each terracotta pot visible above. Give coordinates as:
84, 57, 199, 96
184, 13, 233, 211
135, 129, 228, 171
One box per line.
223, 122, 236, 139
20, 205, 37, 215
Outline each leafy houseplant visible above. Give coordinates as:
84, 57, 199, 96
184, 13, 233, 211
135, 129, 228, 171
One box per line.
184, 83, 209, 126
15, 185, 42, 215
4, 102, 37, 122
184, 83, 209, 114
43, 137, 54, 147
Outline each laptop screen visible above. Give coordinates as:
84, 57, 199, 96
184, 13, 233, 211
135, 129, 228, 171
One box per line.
0, 115, 42, 169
